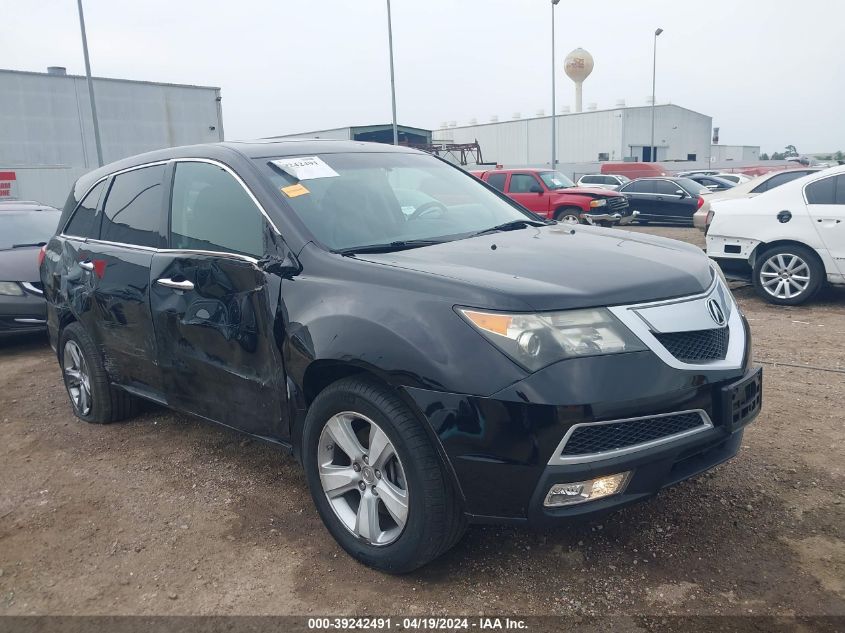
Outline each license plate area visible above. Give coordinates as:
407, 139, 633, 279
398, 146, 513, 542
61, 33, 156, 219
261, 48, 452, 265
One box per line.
720, 366, 762, 432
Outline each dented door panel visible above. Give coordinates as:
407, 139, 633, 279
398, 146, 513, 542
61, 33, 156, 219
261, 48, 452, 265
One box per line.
149, 252, 286, 436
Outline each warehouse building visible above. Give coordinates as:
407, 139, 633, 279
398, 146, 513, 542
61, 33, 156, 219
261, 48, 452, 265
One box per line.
434, 104, 713, 168
0, 67, 224, 207
265, 123, 432, 146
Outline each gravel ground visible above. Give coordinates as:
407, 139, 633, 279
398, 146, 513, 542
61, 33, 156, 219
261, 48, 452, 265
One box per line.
0, 226, 843, 619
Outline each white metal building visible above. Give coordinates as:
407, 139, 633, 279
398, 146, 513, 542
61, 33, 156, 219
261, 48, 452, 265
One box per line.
266, 123, 432, 146
711, 144, 761, 163
435, 104, 713, 168
0, 67, 224, 207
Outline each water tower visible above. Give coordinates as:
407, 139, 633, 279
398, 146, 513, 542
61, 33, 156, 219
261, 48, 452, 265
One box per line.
564, 48, 594, 113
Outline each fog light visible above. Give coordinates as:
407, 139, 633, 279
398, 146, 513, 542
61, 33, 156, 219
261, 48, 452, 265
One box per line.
544, 471, 631, 507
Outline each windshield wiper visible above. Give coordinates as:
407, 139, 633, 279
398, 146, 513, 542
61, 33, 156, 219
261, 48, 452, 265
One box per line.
11, 241, 47, 249
335, 239, 445, 256
469, 219, 549, 238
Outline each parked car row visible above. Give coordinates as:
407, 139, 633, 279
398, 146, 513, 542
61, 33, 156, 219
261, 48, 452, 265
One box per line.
37, 140, 762, 573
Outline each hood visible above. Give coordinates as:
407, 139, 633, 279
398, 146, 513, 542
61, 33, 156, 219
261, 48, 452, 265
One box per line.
554, 187, 621, 198
356, 225, 713, 311
0, 247, 41, 283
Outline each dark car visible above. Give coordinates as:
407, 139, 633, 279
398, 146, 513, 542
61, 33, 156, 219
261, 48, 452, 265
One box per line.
0, 201, 60, 337
41, 141, 761, 572
619, 177, 710, 225
686, 174, 736, 192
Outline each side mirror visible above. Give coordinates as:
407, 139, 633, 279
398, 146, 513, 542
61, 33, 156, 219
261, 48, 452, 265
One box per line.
530, 184, 544, 194
675, 189, 687, 197
258, 252, 301, 278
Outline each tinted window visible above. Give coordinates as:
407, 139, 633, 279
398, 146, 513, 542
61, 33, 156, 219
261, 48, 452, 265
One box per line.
0, 210, 61, 250
509, 174, 540, 193
655, 180, 683, 195
621, 180, 648, 193
100, 165, 165, 247
581, 176, 598, 183
674, 178, 709, 195
64, 180, 105, 238
806, 175, 845, 205
170, 162, 265, 257
765, 171, 813, 192
486, 173, 507, 191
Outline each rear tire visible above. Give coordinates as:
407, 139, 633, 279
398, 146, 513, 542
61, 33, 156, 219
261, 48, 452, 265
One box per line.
59, 322, 139, 424
752, 244, 824, 306
554, 207, 582, 225
302, 376, 466, 573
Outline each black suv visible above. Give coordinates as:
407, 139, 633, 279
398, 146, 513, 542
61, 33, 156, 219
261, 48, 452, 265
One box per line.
41, 141, 761, 572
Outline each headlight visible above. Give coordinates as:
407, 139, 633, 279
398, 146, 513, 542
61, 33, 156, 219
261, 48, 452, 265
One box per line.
0, 281, 24, 296
458, 307, 647, 372
589, 199, 607, 208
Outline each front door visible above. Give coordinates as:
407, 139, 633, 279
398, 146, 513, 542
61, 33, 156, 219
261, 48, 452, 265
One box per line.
806, 173, 845, 276
150, 159, 287, 437
506, 173, 549, 215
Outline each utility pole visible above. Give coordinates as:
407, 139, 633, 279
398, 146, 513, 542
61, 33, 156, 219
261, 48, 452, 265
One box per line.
551, 0, 561, 168
650, 27, 663, 162
77, 0, 104, 167
386, 0, 399, 145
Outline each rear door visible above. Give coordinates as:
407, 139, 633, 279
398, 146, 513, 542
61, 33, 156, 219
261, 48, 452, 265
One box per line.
86, 163, 167, 397
621, 180, 660, 220
150, 159, 287, 437
805, 174, 845, 275
506, 173, 548, 215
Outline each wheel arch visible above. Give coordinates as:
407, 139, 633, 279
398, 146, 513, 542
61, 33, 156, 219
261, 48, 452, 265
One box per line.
292, 358, 468, 508
750, 238, 824, 270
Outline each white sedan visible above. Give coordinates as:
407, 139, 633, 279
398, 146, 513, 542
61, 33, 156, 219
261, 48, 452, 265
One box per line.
706, 165, 845, 305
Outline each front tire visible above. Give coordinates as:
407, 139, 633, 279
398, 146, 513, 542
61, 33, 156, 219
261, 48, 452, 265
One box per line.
302, 376, 466, 573
59, 322, 138, 423
752, 244, 824, 305
554, 207, 582, 225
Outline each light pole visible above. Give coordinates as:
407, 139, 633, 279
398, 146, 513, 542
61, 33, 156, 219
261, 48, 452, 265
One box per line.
551, 0, 560, 169
76, 0, 103, 167
386, 0, 399, 145
650, 27, 663, 162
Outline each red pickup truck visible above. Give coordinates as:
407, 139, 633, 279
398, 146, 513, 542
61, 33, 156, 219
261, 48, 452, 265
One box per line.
472, 168, 633, 225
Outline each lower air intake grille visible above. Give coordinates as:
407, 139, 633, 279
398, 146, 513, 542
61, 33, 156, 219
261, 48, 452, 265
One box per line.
560, 412, 707, 457
653, 327, 729, 363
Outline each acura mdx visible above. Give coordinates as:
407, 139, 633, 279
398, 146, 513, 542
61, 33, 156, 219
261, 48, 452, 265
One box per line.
41, 140, 762, 572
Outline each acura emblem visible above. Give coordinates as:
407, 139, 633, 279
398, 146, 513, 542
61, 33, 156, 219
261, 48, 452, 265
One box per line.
707, 298, 726, 326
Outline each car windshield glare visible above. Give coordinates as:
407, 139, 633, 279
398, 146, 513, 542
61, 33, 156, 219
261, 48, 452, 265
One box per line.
255, 152, 534, 252
674, 178, 709, 195
539, 171, 575, 190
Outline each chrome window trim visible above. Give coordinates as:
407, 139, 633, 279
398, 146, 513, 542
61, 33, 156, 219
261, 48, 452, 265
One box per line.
57, 235, 260, 265
60, 156, 282, 244
608, 276, 745, 371
548, 409, 713, 465
170, 157, 282, 236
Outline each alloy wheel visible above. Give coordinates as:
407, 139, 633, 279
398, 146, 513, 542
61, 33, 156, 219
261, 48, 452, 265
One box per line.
759, 253, 811, 300
317, 411, 409, 546
560, 213, 580, 225
63, 340, 92, 415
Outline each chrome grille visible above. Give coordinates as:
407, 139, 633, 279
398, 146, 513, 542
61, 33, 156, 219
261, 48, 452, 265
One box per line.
607, 196, 628, 211
556, 411, 710, 462
653, 327, 730, 363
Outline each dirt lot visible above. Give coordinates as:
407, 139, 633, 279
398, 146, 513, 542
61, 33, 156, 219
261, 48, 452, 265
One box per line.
1, 226, 843, 619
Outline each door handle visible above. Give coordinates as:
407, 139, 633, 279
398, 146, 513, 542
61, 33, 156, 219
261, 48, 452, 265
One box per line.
78, 260, 94, 271
156, 278, 195, 291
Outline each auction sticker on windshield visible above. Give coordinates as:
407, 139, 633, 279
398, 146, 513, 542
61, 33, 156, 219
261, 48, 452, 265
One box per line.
271, 156, 339, 180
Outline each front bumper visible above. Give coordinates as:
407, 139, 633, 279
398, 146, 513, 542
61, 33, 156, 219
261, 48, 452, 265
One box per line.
403, 325, 759, 525
0, 289, 47, 337
582, 210, 639, 226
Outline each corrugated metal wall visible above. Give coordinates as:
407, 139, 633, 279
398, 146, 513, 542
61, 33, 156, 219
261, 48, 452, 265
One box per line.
0, 69, 224, 206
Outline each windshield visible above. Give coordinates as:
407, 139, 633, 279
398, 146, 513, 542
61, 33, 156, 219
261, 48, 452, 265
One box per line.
255, 152, 537, 251
675, 178, 710, 195
0, 210, 60, 250
538, 171, 575, 190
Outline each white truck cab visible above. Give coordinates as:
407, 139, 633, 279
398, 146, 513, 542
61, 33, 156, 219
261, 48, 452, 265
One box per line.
706, 166, 845, 305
